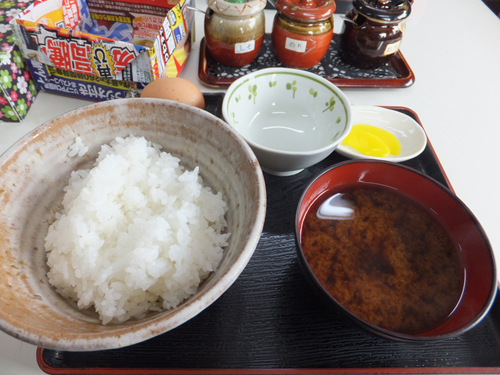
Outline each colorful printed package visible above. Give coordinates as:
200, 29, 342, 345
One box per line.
12, 0, 193, 101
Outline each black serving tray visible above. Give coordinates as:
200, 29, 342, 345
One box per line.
37, 93, 500, 375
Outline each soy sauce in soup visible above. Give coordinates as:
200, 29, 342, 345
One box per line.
301, 185, 465, 334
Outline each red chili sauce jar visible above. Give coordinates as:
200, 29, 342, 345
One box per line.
204, 0, 267, 67
339, 0, 411, 69
271, 0, 336, 69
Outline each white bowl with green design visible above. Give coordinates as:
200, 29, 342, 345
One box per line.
222, 68, 352, 176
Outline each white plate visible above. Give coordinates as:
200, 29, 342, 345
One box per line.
335, 105, 427, 163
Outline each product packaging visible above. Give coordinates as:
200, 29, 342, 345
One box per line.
12, 0, 194, 101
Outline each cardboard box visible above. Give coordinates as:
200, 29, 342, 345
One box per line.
0, 0, 38, 122
12, 0, 194, 101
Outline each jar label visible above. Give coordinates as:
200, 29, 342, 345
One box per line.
384, 41, 401, 56
235, 40, 256, 54
284, 37, 307, 53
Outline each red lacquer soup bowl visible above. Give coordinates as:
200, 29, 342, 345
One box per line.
295, 160, 497, 341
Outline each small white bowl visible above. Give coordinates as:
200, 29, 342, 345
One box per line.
222, 68, 352, 176
335, 105, 427, 163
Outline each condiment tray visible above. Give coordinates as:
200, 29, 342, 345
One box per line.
198, 34, 415, 89
37, 93, 500, 375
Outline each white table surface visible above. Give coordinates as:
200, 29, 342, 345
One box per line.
1, 0, 500, 373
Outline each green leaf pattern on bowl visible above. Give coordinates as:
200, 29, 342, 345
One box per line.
228, 73, 349, 138
324, 97, 336, 112
286, 81, 298, 98
332, 130, 341, 141
248, 85, 257, 103
230, 111, 238, 124
309, 88, 318, 98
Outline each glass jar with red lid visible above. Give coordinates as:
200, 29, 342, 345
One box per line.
271, 0, 336, 69
204, 0, 267, 67
339, 0, 411, 69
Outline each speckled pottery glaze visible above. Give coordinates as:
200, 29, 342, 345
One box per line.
204, 0, 267, 67
207, 0, 266, 17
271, 0, 336, 69
0, 98, 267, 351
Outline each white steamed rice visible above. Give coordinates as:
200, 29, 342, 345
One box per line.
45, 135, 230, 324
67, 136, 89, 157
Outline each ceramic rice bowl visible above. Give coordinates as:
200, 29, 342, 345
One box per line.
0, 98, 267, 351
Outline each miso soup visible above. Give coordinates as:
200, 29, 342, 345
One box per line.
301, 184, 465, 334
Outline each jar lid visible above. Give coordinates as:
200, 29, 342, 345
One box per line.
276, 0, 336, 21
353, 0, 411, 23
207, 0, 267, 17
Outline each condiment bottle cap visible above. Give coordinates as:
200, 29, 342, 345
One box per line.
276, 0, 336, 21
207, 0, 267, 16
353, 0, 411, 23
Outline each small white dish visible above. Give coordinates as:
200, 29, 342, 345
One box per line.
335, 105, 427, 163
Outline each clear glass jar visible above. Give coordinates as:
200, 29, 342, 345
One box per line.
204, 0, 267, 67
271, 0, 336, 69
340, 0, 411, 69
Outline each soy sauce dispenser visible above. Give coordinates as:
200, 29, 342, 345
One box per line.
339, 0, 411, 69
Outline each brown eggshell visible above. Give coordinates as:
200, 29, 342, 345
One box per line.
140, 77, 205, 109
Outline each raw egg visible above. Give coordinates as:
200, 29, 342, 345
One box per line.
140, 77, 205, 109
342, 124, 401, 157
